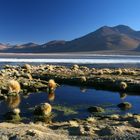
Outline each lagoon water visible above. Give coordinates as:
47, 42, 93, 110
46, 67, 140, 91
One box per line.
0, 54, 140, 122
0, 85, 140, 122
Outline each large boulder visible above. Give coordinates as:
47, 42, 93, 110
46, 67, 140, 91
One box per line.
117, 102, 132, 110
48, 79, 57, 91
34, 103, 52, 116
119, 82, 127, 90
8, 80, 21, 94
88, 106, 104, 113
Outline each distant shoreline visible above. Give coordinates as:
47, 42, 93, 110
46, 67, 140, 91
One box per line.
0, 50, 140, 58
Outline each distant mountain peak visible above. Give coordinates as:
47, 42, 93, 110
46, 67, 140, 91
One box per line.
113, 25, 135, 33
114, 24, 133, 29
0, 25, 140, 53
97, 25, 110, 30
44, 40, 66, 46
22, 42, 38, 46
94, 25, 115, 36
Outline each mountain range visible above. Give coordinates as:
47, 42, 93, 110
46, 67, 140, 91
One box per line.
1, 25, 140, 53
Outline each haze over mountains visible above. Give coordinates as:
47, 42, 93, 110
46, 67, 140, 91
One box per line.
1, 25, 140, 53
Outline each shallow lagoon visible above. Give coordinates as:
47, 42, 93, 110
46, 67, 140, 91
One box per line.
0, 54, 140, 122
0, 84, 140, 122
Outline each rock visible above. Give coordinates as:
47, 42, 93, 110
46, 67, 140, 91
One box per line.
0, 135, 9, 140
97, 70, 104, 75
33, 82, 47, 90
71, 64, 79, 70
3, 65, 11, 69
34, 103, 52, 116
7, 92, 17, 96
48, 79, 57, 91
26, 129, 41, 136
4, 108, 21, 121
88, 106, 104, 113
86, 117, 96, 122
67, 126, 84, 135
128, 70, 136, 75
34, 103, 53, 123
69, 120, 79, 127
13, 108, 20, 114
0, 87, 8, 95
117, 102, 132, 110
110, 114, 120, 119
120, 82, 127, 90
91, 68, 96, 71
102, 68, 111, 74
129, 115, 140, 127
80, 66, 89, 71
122, 113, 133, 119
46, 65, 54, 71
0, 93, 7, 100
8, 80, 21, 94
23, 64, 32, 71
22, 73, 33, 80
80, 76, 86, 82
113, 69, 122, 75
98, 126, 113, 136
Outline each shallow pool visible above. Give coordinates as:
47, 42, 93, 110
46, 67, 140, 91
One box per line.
0, 85, 140, 122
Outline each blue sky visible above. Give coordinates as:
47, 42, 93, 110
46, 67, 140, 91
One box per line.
0, 0, 140, 44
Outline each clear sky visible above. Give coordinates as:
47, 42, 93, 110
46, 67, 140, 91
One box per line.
0, 0, 140, 44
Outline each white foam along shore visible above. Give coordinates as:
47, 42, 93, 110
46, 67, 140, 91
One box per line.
0, 58, 140, 64
0, 52, 140, 57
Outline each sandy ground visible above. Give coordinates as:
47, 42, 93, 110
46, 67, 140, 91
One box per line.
1, 114, 140, 140
0, 122, 68, 140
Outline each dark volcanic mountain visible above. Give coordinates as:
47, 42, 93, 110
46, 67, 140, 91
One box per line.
1, 25, 140, 53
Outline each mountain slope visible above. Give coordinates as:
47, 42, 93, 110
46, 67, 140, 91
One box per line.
135, 44, 140, 51
1, 25, 140, 53
39, 25, 140, 52
0, 43, 11, 50
14, 42, 39, 49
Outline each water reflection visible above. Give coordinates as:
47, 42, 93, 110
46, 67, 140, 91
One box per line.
48, 91, 55, 101
0, 85, 140, 122
119, 92, 127, 100
6, 94, 21, 109
80, 87, 87, 93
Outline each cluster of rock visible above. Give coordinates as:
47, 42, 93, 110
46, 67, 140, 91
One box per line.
1, 64, 140, 93
0, 64, 60, 122
30, 64, 140, 92
61, 113, 140, 139
0, 64, 138, 122
0, 64, 139, 139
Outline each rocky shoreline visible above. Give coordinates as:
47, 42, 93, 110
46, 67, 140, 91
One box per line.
0, 64, 140, 139
1, 113, 140, 139
31, 64, 140, 93
1, 64, 140, 93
